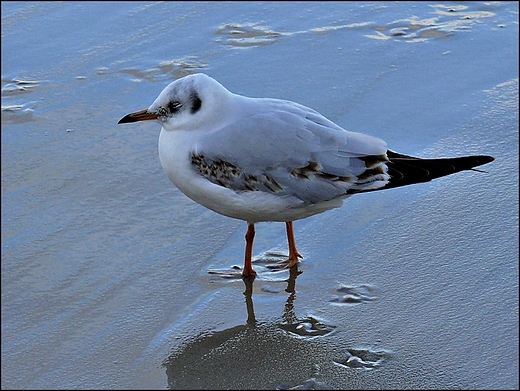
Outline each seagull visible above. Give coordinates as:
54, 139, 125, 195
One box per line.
118, 73, 494, 277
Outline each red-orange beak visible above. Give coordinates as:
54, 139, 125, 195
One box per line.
118, 109, 159, 124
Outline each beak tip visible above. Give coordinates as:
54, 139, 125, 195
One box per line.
117, 109, 158, 124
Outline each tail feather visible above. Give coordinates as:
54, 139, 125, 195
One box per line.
354, 150, 494, 193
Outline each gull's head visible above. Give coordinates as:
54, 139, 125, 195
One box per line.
118, 73, 231, 131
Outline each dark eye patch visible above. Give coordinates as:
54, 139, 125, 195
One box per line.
190, 92, 202, 114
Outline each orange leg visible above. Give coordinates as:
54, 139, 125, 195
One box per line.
286, 221, 303, 267
242, 223, 257, 277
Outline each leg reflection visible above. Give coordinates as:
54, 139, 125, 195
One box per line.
242, 265, 302, 325
283, 264, 302, 323
285, 263, 302, 294
242, 275, 257, 326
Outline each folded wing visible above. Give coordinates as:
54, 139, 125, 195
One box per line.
191, 99, 391, 204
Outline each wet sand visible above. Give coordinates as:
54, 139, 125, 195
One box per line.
2, 2, 518, 389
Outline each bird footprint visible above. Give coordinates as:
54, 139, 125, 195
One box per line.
334, 347, 391, 369
330, 283, 377, 305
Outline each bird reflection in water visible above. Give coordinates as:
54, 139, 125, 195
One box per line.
164, 266, 334, 389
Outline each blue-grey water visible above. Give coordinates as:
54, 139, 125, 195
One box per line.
2, 2, 518, 389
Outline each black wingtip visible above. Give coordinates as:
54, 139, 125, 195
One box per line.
371, 152, 496, 192
477, 155, 495, 165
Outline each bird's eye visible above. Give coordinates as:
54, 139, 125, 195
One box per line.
168, 101, 181, 113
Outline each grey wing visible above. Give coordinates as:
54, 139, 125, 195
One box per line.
191, 101, 390, 204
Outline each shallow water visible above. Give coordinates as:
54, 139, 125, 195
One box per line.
2, 1, 519, 389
